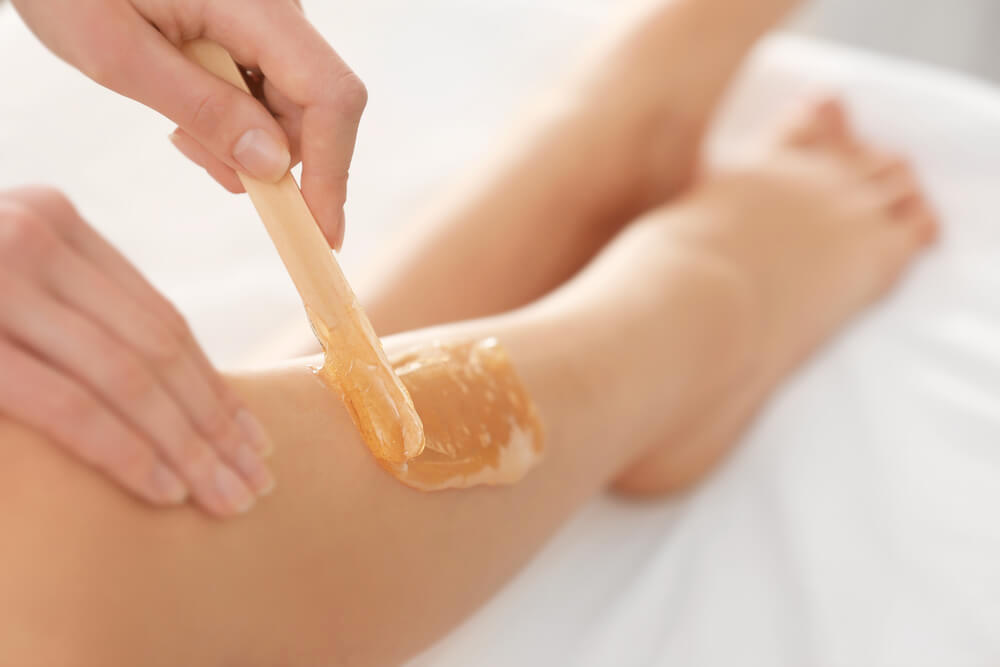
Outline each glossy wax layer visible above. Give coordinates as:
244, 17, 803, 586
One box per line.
384, 338, 545, 491
317, 333, 545, 491
311, 307, 425, 466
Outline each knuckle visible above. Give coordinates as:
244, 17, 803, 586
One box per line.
14, 185, 72, 209
53, 387, 97, 429
33, 188, 85, 234
189, 90, 231, 139
102, 440, 150, 477
3, 186, 88, 243
145, 326, 185, 369
200, 406, 233, 443
148, 293, 190, 338
328, 71, 368, 117
169, 428, 215, 476
0, 208, 57, 260
166, 305, 193, 339
104, 354, 155, 399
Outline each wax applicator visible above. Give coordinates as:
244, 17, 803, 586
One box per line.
182, 40, 425, 467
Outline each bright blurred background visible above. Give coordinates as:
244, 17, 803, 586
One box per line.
0, 0, 997, 78
799, 0, 1000, 81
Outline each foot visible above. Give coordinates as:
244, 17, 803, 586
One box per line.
592, 99, 938, 495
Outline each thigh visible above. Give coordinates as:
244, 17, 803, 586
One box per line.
0, 373, 376, 666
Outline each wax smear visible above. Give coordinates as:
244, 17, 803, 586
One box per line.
319, 337, 545, 491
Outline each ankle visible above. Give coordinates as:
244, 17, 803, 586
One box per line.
656, 245, 761, 392
572, 230, 759, 453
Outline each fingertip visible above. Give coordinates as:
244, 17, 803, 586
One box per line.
168, 128, 246, 193
168, 128, 198, 161
331, 209, 346, 252
214, 464, 256, 515
216, 170, 247, 194
204, 162, 245, 194
150, 462, 189, 505
302, 181, 346, 250
236, 408, 274, 457
233, 443, 277, 496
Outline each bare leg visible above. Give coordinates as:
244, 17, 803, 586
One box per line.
0, 104, 934, 666
0, 246, 747, 667
614, 99, 938, 493
344, 0, 801, 339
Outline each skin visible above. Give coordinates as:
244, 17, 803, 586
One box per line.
10, 0, 366, 248
0, 187, 275, 517
1, 0, 800, 515
0, 103, 936, 665
352, 0, 803, 337
614, 99, 938, 494
0, 0, 939, 663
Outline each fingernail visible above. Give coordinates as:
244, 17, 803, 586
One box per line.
215, 465, 256, 514
151, 463, 188, 504
236, 409, 273, 456
233, 129, 290, 182
234, 444, 276, 496
332, 209, 346, 252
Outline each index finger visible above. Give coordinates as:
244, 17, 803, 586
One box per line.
201, 0, 367, 249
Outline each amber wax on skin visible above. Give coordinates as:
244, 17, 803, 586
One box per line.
389, 338, 545, 491
310, 308, 425, 467
318, 338, 545, 491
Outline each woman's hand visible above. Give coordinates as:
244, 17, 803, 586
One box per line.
0, 187, 275, 517
11, 0, 365, 250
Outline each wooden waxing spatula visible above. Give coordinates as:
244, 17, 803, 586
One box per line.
182, 40, 425, 467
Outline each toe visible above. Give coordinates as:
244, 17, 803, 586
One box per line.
889, 191, 922, 221
864, 153, 938, 265
783, 97, 850, 148
859, 152, 908, 180
812, 98, 850, 144
921, 199, 942, 244
875, 160, 921, 212
859, 153, 932, 228
886, 173, 938, 247
876, 214, 927, 282
878, 188, 939, 268
901, 196, 941, 246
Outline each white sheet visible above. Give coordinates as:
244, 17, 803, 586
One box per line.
1, 3, 998, 665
